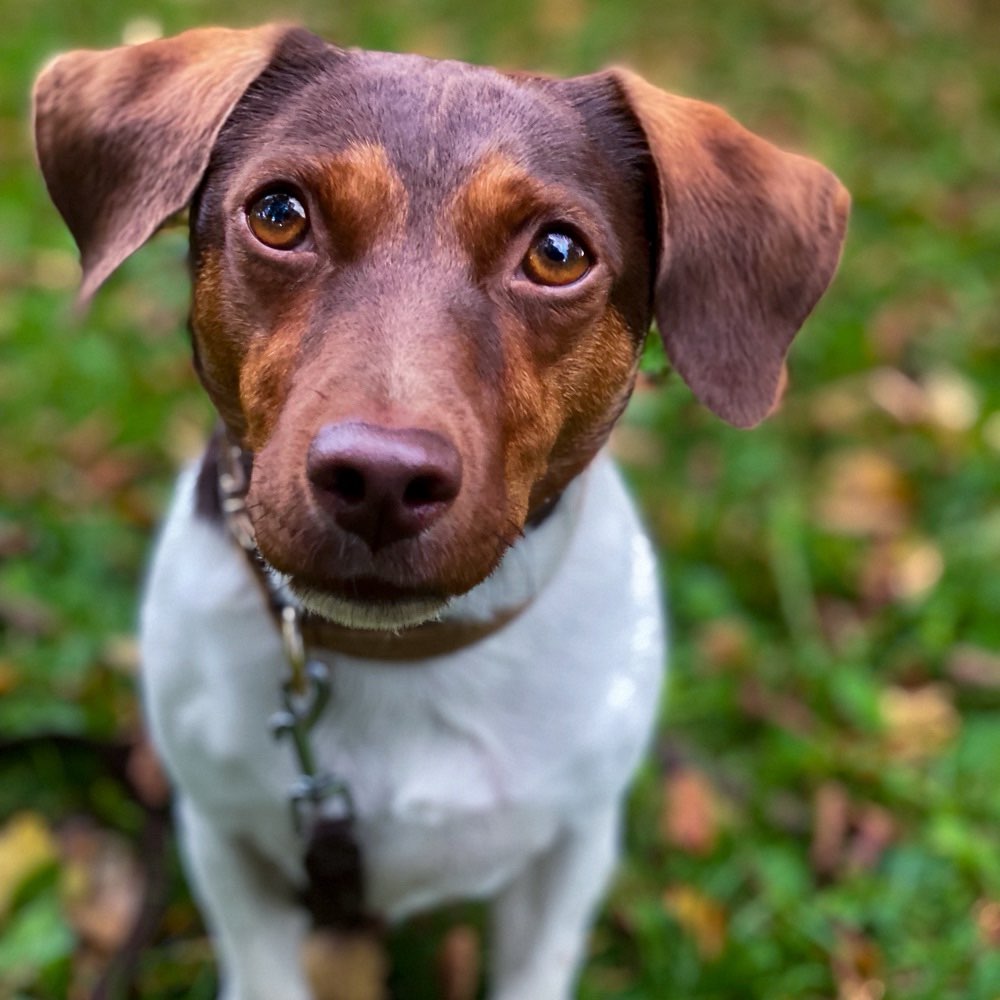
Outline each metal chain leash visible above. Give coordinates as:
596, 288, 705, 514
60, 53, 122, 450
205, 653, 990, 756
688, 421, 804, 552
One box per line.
272, 605, 356, 834
218, 437, 356, 835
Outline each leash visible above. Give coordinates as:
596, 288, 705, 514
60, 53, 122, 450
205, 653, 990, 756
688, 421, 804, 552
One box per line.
218, 436, 373, 933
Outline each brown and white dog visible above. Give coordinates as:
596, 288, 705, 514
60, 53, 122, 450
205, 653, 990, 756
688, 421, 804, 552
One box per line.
33, 24, 848, 999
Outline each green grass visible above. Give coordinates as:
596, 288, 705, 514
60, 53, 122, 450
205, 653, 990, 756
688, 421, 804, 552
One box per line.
2, 0, 999, 996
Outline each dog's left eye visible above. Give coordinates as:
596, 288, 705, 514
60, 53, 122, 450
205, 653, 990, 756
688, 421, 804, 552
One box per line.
522, 229, 591, 286
246, 191, 309, 250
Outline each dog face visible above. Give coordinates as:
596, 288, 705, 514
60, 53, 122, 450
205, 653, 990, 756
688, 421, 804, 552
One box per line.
187, 34, 655, 625
34, 25, 849, 629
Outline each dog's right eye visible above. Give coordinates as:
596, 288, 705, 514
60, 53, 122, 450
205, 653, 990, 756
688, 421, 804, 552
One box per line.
246, 191, 309, 250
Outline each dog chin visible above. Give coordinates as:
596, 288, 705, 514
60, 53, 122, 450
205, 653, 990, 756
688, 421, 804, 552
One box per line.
289, 582, 451, 631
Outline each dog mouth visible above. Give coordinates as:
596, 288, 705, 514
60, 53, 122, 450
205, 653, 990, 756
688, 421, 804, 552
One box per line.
283, 574, 452, 631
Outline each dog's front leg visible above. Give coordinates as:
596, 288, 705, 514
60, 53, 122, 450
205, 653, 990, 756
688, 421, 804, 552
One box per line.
179, 799, 312, 1000
488, 804, 620, 1000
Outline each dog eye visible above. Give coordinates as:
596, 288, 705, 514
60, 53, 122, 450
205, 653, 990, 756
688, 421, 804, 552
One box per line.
522, 229, 591, 286
246, 191, 309, 250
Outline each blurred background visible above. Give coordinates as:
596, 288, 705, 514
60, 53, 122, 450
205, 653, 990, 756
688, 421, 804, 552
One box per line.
1, 0, 999, 997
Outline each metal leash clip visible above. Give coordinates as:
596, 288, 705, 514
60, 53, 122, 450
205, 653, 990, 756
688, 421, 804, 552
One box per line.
270, 605, 355, 834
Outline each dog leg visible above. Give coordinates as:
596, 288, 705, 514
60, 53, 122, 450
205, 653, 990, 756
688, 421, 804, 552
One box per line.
179, 799, 312, 1000
488, 803, 620, 1000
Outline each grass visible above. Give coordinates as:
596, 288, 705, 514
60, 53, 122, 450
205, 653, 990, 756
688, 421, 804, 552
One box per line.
1, 0, 999, 997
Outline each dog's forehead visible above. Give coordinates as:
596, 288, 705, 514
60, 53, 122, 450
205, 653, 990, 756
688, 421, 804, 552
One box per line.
230, 45, 596, 192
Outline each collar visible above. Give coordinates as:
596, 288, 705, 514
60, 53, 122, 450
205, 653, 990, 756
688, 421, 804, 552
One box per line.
216, 435, 537, 662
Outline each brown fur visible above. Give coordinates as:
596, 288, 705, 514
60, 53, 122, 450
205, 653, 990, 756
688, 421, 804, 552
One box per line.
316, 144, 408, 259
33, 25, 848, 613
33, 25, 292, 303
609, 69, 850, 427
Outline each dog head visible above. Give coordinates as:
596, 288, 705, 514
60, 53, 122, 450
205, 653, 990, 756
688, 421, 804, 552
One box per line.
34, 25, 848, 629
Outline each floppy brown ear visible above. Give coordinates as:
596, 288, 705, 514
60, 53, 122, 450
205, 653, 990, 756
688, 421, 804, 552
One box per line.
32, 24, 295, 304
610, 69, 850, 428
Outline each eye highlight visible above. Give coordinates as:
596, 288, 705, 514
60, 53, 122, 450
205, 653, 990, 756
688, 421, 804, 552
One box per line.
246, 190, 309, 249
522, 229, 591, 286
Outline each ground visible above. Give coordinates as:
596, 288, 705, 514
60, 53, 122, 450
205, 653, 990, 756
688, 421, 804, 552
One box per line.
1, 1, 999, 997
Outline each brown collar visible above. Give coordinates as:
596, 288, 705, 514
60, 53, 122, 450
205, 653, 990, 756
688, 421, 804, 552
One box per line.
217, 436, 531, 662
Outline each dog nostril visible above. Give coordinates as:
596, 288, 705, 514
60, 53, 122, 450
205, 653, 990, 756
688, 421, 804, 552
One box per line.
330, 466, 366, 504
403, 474, 453, 508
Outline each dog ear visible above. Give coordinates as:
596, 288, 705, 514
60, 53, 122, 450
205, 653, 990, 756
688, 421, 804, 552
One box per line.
600, 69, 850, 428
33, 24, 296, 304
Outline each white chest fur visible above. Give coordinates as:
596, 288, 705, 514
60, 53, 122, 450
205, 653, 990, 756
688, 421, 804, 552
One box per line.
140, 452, 665, 922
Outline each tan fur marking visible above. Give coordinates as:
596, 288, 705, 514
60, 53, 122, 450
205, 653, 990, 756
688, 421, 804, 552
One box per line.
191, 248, 308, 450
190, 251, 249, 437
238, 317, 309, 451
502, 307, 637, 519
450, 154, 553, 277
317, 143, 407, 256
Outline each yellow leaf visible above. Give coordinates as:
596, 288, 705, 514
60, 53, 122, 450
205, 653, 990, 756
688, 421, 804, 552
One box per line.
923, 369, 980, 432
861, 537, 944, 605
815, 449, 912, 537
663, 885, 727, 959
0, 659, 18, 696
880, 684, 959, 761
0, 812, 57, 919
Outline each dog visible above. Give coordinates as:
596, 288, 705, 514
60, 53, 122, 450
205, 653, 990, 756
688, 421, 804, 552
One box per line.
33, 24, 848, 1000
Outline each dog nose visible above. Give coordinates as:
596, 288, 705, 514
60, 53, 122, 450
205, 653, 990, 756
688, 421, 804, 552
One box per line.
306, 421, 463, 550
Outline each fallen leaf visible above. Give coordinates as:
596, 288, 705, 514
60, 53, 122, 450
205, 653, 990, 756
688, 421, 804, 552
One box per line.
0, 813, 57, 919
860, 537, 944, 606
696, 619, 752, 672
60, 823, 142, 954
832, 927, 886, 1000
662, 885, 727, 959
946, 645, 1000, 690
880, 684, 959, 761
101, 635, 141, 675
126, 736, 172, 810
974, 899, 1000, 948
815, 449, 912, 537
659, 767, 719, 856
923, 369, 980, 432
0, 659, 18, 696
867, 367, 928, 425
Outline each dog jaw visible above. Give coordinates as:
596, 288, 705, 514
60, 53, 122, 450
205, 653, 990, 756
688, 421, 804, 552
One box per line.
286, 579, 450, 630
